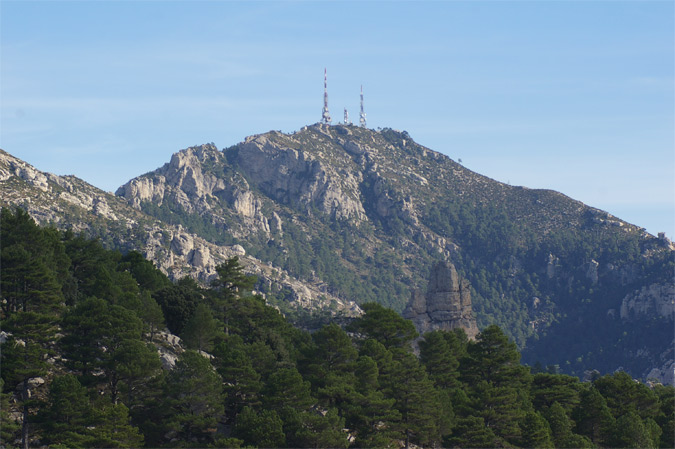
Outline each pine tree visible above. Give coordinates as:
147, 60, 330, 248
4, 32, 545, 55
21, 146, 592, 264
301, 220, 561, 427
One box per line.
594, 371, 660, 419
385, 349, 442, 448
210, 256, 257, 322
0, 379, 20, 448
180, 303, 220, 352
304, 323, 359, 408
345, 355, 401, 447
1, 312, 59, 449
348, 302, 418, 349
86, 402, 145, 448
60, 298, 144, 402
233, 406, 286, 448
111, 339, 162, 408
612, 410, 659, 449
573, 386, 615, 446
163, 350, 225, 445
212, 338, 263, 415
152, 281, 201, 335
519, 410, 553, 448
39, 374, 95, 448
445, 416, 498, 449
419, 330, 461, 390
531, 372, 582, 413
263, 367, 314, 412
138, 293, 165, 340
459, 325, 532, 445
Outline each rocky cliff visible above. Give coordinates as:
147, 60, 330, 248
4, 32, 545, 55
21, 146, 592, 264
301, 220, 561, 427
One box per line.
403, 261, 479, 339
0, 149, 360, 317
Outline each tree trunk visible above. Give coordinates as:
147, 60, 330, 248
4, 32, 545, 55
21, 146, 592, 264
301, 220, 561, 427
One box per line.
21, 378, 29, 449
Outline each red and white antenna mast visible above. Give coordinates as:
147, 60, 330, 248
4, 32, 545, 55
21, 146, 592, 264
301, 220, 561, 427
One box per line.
321, 68, 332, 125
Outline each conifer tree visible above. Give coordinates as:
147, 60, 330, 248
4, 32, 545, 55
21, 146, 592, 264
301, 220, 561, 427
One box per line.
39, 374, 96, 448
573, 386, 616, 446
212, 338, 263, 415
459, 325, 532, 445
385, 349, 442, 448
180, 302, 220, 352
349, 302, 418, 349
612, 410, 659, 449
163, 350, 225, 445
138, 293, 165, 340
345, 355, 401, 447
419, 330, 461, 390
519, 410, 554, 448
233, 406, 286, 448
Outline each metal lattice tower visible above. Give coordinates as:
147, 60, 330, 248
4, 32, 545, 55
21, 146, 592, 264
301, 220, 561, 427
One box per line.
359, 85, 367, 128
344, 108, 350, 125
321, 68, 331, 125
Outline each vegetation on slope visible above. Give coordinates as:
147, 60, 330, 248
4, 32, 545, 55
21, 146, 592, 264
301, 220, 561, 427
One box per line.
125, 126, 673, 379
1, 207, 673, 449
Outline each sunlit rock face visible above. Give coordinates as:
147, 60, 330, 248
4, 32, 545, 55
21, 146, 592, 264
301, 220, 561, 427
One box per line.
403, 261, 479, 340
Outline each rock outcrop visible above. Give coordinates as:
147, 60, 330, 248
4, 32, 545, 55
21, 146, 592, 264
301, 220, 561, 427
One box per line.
233, 131, 367, 221
620, 283, 675, 321
403, 261, 479, 339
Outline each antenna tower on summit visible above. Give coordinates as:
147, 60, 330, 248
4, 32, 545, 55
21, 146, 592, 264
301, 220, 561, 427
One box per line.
321, 68, 332, 125
344, 108, 351, 125
359, 85, 367, 128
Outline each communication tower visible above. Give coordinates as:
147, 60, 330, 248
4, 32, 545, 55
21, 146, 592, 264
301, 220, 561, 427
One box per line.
344, 108, 351, 125
321, 68, 332, 125
359, 85, 367, 128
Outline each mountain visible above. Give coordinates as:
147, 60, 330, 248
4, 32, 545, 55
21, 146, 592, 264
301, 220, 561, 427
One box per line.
0, 148, 360, 318
1, 124, 673, 381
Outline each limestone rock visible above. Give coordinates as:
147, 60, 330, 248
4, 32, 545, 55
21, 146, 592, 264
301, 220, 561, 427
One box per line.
586, 259, 599, 285
403, 261, 479, 339
234, 134, 366, 221
620, 282, 675, 321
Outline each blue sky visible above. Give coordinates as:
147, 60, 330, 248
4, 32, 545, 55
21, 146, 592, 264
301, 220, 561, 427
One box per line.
1, 0, 673, 237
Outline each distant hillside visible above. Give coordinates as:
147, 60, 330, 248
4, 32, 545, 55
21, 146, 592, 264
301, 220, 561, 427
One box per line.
2, 123, 673, 381
0, 148, 360, 319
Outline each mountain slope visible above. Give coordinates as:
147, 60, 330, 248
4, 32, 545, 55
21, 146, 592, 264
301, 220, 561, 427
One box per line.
1, 123, 672, 381
0, 148, 360, 318
116, 124, 674, 381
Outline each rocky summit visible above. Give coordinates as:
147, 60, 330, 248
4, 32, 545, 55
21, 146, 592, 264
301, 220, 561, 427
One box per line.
2, 123, 673, 382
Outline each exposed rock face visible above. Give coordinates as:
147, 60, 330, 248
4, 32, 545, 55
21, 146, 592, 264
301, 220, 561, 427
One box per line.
233, 132, 366, 221
620, 283, 675, 321
403, 261, 479, 339
0, 149, 360, 317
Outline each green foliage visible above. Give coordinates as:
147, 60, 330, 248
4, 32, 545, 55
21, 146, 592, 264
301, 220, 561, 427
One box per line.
162, 351, 225, 445
233, 406, 286, 448
1, 212, 673, 449
152, 281, 202, 335
211, 256, 257, 303
180, 303, 220, 352
118, 250, 171, 292
573, 386, 616, 446
39, 375, 144, 448
0, 379, 20, 448
419, 330, 464, 390
60, 297, 144, 400
348, 302, 418, 349
519, 410, 554, 449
